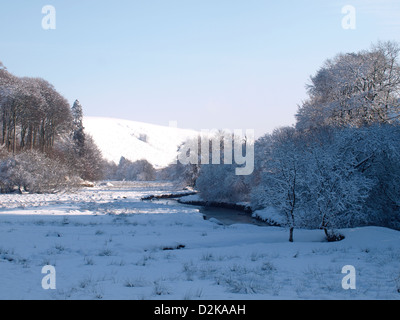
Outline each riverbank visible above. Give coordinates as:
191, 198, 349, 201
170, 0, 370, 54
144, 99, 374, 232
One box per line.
166, 193, 254, 214
141, 190, 197, 201
143, 192, 279, 225
141, 191, 253, 213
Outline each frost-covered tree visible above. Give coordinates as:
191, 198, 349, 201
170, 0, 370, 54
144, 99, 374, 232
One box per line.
165, 136, 201, 188
195, 131, 251, 203
196, 163, 250, 203
57, 130, 104, 182
60, 100, 105, 182
71, 99, 85, 156
253, 127, 307, 242
345, 125, 400, 229
0, 72, 71, 154
36, 78, 72, 151
112, 157, 155, 181
302, 129, 373, 241
78, 134, 105, 181
297, 41, 400, 131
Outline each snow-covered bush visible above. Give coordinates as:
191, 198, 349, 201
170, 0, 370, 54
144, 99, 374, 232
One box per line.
196, 162, 250, 204
105, 157, 156, 181
160, 161, 199, 188
194, 132, 252, 203
0, 151, 80, 193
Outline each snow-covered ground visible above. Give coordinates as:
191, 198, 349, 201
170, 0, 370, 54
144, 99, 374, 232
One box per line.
0, 182, 399, 300
252, 207, 285, 226
83, 117, 198, 168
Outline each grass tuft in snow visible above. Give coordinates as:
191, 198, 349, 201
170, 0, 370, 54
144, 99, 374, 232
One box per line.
79, 276, 94, 289
182, 261, 197, 281
108, 259, 126, 266
124, 277, 149, 288
83, 256, 95, 265
201, 252, 214, 261
183, 288, 203, 300
153, 280, 171, 296
136, 253, 156, 266
98, 248, 113, 257
260, 261, 277, 273
54, 244, 66, 254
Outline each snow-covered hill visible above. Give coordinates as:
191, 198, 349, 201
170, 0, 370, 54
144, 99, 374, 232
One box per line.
83, 117, 198, 168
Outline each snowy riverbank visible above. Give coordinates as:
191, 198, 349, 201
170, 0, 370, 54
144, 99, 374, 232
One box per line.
0, 181, 399, 300
178, 194, 253, 214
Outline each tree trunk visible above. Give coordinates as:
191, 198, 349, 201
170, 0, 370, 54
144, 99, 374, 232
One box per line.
289, 227, 294, 243
20, 126, 26, 150
12, 113, 16, 155
2, 111, 6, 145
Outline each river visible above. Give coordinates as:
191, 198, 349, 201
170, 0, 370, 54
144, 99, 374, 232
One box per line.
154, 198, 267, 226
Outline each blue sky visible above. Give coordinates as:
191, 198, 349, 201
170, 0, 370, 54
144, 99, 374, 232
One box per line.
0, 0, 399, 136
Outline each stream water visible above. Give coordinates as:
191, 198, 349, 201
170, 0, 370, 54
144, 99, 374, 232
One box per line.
154, 198, 267, 226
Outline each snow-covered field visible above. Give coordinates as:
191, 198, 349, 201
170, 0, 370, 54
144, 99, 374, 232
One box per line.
0, 182, 399, 300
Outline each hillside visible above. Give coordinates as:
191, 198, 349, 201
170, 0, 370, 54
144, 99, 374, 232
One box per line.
83, 117, 198, 168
